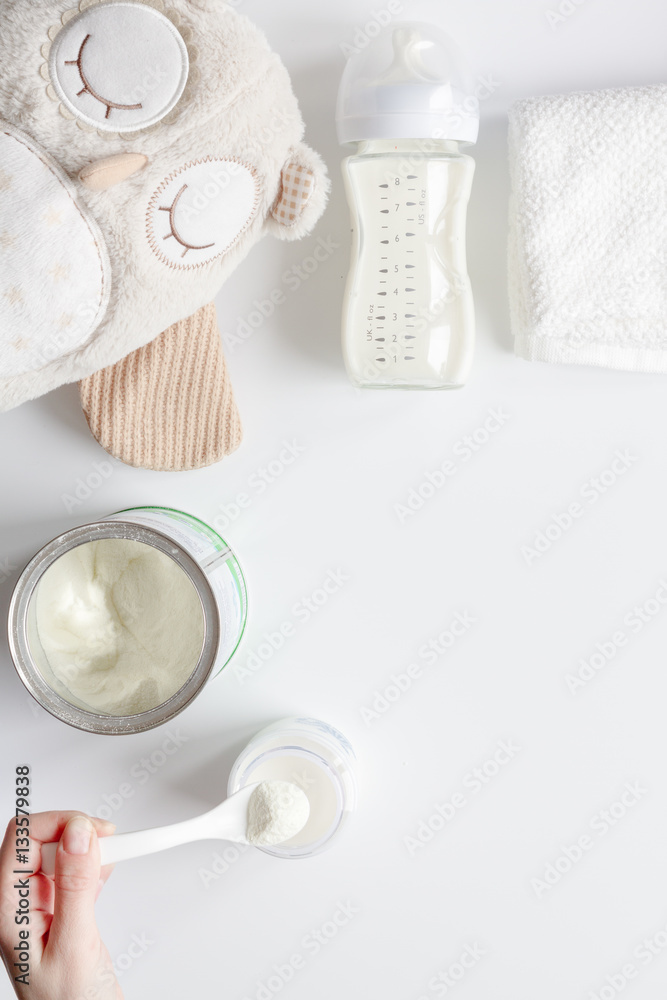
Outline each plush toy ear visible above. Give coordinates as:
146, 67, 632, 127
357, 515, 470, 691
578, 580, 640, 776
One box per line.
267, 143, 330, 241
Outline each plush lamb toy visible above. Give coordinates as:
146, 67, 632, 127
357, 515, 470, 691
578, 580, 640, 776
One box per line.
0, 0, 328, 470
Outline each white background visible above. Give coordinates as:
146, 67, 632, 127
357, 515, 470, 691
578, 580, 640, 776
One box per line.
2, 0, 667, 998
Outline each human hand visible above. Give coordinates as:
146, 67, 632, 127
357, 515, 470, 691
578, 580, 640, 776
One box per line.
0, 811, 121, 1000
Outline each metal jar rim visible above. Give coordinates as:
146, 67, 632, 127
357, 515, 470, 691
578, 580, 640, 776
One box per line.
7, 520, 220, 735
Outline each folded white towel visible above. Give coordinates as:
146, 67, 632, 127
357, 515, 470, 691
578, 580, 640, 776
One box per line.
508, 85, 667, 372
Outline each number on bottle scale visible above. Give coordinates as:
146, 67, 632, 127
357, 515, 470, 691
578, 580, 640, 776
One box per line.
369, 175, 423, 364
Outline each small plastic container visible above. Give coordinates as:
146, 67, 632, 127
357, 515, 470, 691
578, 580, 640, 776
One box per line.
337, 22, 479, 389
228, 718, 357, 859
8, 507, 247, 734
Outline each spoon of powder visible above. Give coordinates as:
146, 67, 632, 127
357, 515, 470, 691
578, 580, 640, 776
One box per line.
40, 780, 310, 875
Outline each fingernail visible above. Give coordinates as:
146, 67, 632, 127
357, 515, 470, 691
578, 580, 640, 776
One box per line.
95, 878, 104, 901
62, 816, 93, 855
98, 820, 116, 833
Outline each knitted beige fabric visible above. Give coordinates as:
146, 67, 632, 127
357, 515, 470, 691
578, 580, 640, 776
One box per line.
80, 302, 242, 471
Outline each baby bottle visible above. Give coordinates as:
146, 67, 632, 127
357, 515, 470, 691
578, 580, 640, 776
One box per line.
336, 23, 479, 389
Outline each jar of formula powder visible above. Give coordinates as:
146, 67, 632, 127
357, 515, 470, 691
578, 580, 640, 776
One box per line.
8, 507, 247, 734
228, 718, 358, 858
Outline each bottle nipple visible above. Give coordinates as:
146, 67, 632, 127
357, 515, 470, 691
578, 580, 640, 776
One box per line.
336, 21, 479, 145
376, 27, 443, 85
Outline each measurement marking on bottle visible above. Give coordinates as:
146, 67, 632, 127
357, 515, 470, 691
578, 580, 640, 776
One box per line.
345, 148, 474, 382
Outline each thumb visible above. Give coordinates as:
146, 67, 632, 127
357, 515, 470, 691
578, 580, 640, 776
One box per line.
50, 816, 101, 949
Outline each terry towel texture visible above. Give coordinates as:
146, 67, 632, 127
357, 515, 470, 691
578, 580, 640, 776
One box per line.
508, 85, 667, 371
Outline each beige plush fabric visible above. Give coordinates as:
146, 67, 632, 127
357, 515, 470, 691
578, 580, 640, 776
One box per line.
80, 302, 242, 471
0, 0, 329, 412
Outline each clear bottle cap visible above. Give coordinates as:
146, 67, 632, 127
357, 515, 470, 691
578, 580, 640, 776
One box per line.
336, 22, 479, 145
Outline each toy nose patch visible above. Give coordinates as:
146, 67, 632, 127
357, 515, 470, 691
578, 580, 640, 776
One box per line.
147, 158, 260, 269
49, 1, 189, 133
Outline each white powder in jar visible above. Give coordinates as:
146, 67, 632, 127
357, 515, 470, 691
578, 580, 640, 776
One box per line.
33, 538, 205, 715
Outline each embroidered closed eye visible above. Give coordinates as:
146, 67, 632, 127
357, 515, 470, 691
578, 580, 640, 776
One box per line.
65, 34, 143, 120
147, 157, 258, 270
48, 4, 190, 133
159, 184, 215, 258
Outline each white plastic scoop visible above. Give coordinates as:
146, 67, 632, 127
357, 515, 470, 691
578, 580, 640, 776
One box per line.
40, 780, 310, 876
